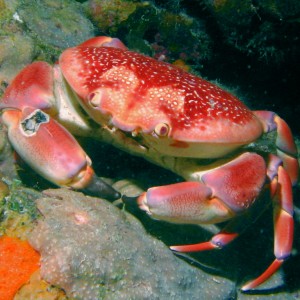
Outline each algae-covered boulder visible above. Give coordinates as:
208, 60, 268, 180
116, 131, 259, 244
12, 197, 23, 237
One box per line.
29, 188, 235, 300
0, 0, 95, 91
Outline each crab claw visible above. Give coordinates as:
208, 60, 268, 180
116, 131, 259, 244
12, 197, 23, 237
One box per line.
1, 108, 119, 199
138, 181, 233, 225
1, 108, 94, 187
138, 153, 266, 225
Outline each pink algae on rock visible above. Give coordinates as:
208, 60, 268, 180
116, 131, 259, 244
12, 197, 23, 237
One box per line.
28, 188, 234, 300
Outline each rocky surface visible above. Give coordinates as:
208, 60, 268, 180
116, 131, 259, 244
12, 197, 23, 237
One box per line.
0, 0, 95, 93
29, 188, 235, 300
14, 270, 68, 300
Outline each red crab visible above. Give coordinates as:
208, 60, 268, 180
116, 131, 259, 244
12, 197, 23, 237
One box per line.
0, 36, 298, 291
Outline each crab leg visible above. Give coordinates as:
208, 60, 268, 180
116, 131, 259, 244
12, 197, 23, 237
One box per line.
254, 111, 299, 185
241, 165, 294, 291
170, 227, 239, 252
77, 36, 127, 50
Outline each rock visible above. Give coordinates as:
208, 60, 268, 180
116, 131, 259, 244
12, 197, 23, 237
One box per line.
18, 0, 95, 50
0, 0, 95, 93
29, 188, 235, 300
0, 34, 35, 89
14, 270, 68, 300
203, 0, 300, 65
87, 0, 211, 63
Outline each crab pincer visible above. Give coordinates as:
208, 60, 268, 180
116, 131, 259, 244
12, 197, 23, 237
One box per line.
0, 61, 120, 200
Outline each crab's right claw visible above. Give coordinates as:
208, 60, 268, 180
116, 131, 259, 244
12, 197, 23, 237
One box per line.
1, 108, 120, 200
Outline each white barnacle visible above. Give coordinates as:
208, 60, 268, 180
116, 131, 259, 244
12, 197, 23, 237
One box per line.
13, 12, 23, 23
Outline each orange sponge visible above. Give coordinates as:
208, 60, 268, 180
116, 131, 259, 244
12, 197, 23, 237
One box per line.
0, 235, 40, 300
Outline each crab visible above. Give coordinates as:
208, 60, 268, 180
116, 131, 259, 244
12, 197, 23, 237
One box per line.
0, 36, 298, 291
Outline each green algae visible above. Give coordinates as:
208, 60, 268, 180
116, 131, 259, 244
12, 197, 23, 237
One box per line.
0, 179, 41, 239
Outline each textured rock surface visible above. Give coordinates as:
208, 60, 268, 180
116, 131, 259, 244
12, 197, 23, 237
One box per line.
0, 0, 94, 91
87, 0, 211, 62
29, 188, 235, 300
18, 0, 94, 50
14, 270, 68, 300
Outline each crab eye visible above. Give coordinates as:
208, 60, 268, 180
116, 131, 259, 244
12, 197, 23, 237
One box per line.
88, 91, 101, 108
154, 123, 170, 137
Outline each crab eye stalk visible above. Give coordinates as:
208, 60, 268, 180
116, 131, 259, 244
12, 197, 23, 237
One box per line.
154, 123, 170, 137
88, 91, 101, 108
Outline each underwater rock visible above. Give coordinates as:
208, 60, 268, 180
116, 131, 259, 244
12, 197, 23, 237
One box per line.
204, 0, 300, 64
0, 181, 41, 239
17, 0, 94, 51
29, 188, 235, 300
0, 34, 35, 92
87, 0, 138, 35
0, 0, 95, 82
258, 0, 300, 19
15, 270, 68, 300
0, 123, 21, 181
0, 0, 35, 90
87, 0, 211, 64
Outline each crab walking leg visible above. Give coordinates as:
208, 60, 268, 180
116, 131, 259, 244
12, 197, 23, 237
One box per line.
1, 108, 119, 199
241, 166, 294, 291
254, 111, 299, 185
169, 203, 266, 252
170, 226, 239, 252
